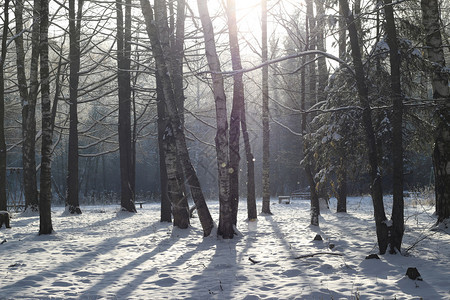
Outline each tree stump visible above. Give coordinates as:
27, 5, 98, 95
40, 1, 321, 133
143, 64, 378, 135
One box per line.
0, 211, 11, 229
313, 234, 323, 241
406, 267, 422, 281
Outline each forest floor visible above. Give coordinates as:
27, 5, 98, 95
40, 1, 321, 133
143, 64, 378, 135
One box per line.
0, 196, 449, 299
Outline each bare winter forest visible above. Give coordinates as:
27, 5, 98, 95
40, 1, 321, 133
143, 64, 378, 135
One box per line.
0, 0, 449, 298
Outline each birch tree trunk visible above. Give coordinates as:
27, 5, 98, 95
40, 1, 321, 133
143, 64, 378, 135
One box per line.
66, 0, 83, 214
261, 0, 272, 215
156, 0, 189, 218
157, 74, 172, 223
39, 0, 53, 234
0, 0, 9, 212
384, 0, 404, 253
196, 0, 233, 238
304, 12, 320, 226
421, 0, 450, 224
15, 0, 40, 212
140, 0, 214, 236
339, 0, 388, 254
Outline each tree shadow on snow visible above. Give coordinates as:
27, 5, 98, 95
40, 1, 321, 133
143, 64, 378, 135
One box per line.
0, 219, 163, 298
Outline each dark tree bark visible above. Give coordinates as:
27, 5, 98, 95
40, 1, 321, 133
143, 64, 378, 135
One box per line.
39, 0, 53, 235
226, 0, 243, 225
336, 156, 347, 213
384, 0, 404, 253
242, 110, 257, 220
15, 0, 40, 212
421, 0, 450, 224
66, 0, 84, 214
339, 0, 388, 254
261, 0, 271, 215
140, 0, 214, 236
335, 3, 347, 213
116, 0, 136, 212
157, 74, 172, 223
0, 0, 9, 212
196, 0, 233, 237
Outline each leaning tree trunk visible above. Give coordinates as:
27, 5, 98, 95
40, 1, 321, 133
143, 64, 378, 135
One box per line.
66, 0, 83, 214
15, 0, 40, 212
421, 0, 450, 224
384, 0, 404, 253
140, 0, 214, 236
39, 0, 53, 235
0, 0, 9, 212
339, 0, 388, 254
261, 0, 271, 215
196, 0, 234, 238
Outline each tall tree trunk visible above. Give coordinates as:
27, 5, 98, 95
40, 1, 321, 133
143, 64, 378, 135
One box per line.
306, 0, 317, 104
66, 0, 83, 214
335, 1, 347, 213
315, 0, 328, 102
421, 0, 450, 224
168, 0, 189, 208
226, 0, 243, 225
157, 74, 172, 223
140, 0, 214, 236
16, 0, 40, 212
165, 0, 189, 214
304, 12, 320, 226
162, 119, 189, 228
116, 0, 136, 212
0, 0, 9, 212
242, 108, 257, 220
384, 0, 404, 253
339, 0, 388, 254
196, 0, 233, 237
261, 0, 271, 214
39, 0, 53, 235
336, 156, 347, 213
339, 2, 347, 60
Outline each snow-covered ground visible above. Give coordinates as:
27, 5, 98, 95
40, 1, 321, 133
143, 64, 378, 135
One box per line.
1, 196, 449, 299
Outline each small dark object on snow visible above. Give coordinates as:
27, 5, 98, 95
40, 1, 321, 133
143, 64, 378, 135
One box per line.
406, 267, 423, 281
365, 254, 380, 260
0, 211, 11, 228
329, 243, 335, 249
248, 257, 260, 264
1, 239, 6, 244
313, 234, 323, 241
